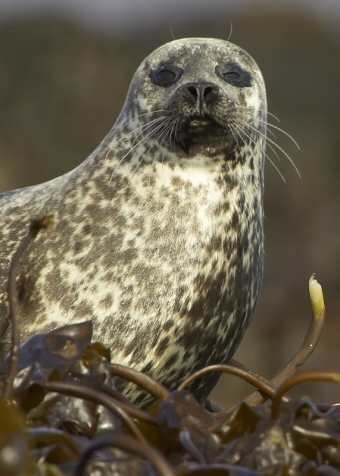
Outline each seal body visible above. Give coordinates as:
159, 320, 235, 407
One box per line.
0, 38, 266, 405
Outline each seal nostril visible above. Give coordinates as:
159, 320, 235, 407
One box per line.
187, 86, 198, 98
204, 86, 213, 98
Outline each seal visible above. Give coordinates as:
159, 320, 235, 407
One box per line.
0, 38, 266, 405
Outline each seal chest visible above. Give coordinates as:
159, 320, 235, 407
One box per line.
0, 38, 266, 405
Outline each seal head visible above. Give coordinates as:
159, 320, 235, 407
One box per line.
0, 38, 266, 405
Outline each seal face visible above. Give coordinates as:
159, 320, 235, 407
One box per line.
0, 38, 266, 405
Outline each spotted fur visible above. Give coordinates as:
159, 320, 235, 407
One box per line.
0, 38, 266, 405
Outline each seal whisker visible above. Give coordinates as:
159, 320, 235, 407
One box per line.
266, 142, 282, 163
125, 115, 175, 173
164, 113, 182, 152
235, 106, 299, 159
252, 118, 298, 150
227, 120, 243, 153
134, 108, 167, 118
267, 111, 281, 123
116, 115, 168, 151
266, 123, 300, 150
167, 115, 179, 152
108, 116, 170, 183
232, 113, 300, 178
173, 117, 182, 146
129, 117, 172, 156
264, 154, 286, 182
247, 122, 301, 178
232, 119, 287, 183
163, 115, 180, 153
126, 116, 168, 149
105, 115, 166, 168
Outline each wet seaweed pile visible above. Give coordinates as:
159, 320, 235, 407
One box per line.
1, 219, 339, 476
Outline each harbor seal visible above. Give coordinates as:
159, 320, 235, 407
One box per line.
0, 38, 266, 405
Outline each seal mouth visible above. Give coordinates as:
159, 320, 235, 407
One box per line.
182, 115, 221, 136
176, 114, 227, 155
186, 116, 216, 134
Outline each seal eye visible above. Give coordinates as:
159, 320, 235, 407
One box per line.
215, 64, 252, 88
151, 66, 183, 87
157, 70, 176, 81
223, 71, 240, 80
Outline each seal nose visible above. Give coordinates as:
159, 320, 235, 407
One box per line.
185, 82, 219, 108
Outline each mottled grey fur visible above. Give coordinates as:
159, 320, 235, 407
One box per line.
0, 38, 266, 405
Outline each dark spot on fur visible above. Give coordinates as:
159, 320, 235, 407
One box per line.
100, 294, 113, 309
163, 320, 175, 332
165, 352, 179, 368
141, 362, 153, 374
155, 336, 170, 357
151, 332, 160, 348
142, 175, 156, 187
82, 224, 91, 234
119, 298, 132, 311
237, 193, 245, 209
73, 241, 83, 254
123, 337, 139, 358
189, 270, 228, 322
171, 176, 185, 188
224, 175, 238, 191
206, 236, 222, 254
221, 202, 230, 213
74, 300, 93, 319
231, 210, 239, 228
130, 345, 146, 364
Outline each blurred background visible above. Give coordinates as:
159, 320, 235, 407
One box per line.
1, 0, 340, 406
